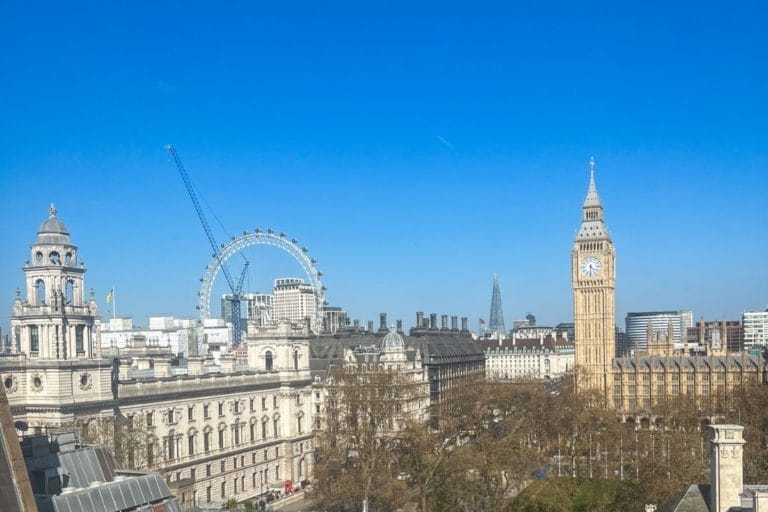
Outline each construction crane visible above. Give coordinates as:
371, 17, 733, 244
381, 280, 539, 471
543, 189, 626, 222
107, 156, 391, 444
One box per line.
165, 145, 248, 346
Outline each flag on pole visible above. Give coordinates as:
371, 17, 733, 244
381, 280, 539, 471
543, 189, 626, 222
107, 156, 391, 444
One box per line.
106, 288, 114, 304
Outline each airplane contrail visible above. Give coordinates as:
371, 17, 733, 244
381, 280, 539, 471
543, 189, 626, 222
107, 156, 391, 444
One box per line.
436, 135, 455, 151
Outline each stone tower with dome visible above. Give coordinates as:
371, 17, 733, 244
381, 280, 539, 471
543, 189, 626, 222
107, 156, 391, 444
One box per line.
4, 205, 114, 429
2, 207, 316, 503
11, 204, 100, 359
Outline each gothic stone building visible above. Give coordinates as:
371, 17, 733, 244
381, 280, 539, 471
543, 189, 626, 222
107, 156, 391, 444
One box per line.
571, 161, 767, 415
1, 207, 314, 508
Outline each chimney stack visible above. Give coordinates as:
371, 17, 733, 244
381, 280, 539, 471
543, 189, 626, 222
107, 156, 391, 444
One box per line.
451, 316, 458, 331
416, 312, 424, 328
709, 424, 745, 512
187, 357, 204, 376
396, 319, 403, 333
219, 355, 236, 374
118, 358, 132, 380
154, 358, 171, 378
441, 315, 448, 330
461, 317, 468, 331
429, 314, 437, 330
379, 313, 387, 331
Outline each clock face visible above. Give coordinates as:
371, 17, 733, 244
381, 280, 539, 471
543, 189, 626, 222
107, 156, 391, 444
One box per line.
580, 256, 602, 277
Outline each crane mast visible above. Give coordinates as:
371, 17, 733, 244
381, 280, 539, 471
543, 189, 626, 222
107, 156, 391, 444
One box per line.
165, 145, 245, 346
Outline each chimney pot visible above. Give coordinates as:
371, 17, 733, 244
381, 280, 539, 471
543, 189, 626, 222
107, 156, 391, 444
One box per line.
441, 315, 448, 330
429, 314, 437, 330
461, 317, 468, 331
416, 311, 424, 327
451, 316, 458, 331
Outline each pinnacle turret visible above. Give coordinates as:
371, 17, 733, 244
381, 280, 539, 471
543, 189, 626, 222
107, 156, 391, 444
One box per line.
576, 157, 611, 242
583, 156, 602, 208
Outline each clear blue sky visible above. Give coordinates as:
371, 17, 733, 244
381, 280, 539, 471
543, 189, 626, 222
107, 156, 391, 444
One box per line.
1, 1, 766, 333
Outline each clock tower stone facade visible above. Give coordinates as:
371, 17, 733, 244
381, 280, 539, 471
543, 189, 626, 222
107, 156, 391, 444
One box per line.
572, 158, 616, 398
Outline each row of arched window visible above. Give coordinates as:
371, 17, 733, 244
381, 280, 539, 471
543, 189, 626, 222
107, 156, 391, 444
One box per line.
33, 279, 78, 305
148, 417, 284, 463
263, 349, 303, 371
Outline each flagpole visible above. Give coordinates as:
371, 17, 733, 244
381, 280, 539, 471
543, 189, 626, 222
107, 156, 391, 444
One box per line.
112, 285, 116, 320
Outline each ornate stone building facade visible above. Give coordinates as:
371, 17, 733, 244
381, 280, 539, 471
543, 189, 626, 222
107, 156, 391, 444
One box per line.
1, 208, 314, 509
571, 161, 767, 413
311, 328, 430, 434
482, 336, 574, 381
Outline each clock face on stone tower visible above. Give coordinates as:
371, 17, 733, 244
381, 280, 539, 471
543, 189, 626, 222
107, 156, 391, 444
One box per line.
580, 256, 602, 277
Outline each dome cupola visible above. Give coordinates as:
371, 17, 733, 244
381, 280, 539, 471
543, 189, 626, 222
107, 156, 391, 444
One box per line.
381, 328, 405, 353
35, 204, 72, 246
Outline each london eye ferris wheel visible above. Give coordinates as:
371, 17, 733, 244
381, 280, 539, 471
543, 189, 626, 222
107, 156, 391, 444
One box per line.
166, 145, 326, 340
197, 229, 325, 334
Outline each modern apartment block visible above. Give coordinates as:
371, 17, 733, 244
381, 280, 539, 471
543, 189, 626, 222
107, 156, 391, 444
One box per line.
625, 310, 693, 353
743, 310, 768, 350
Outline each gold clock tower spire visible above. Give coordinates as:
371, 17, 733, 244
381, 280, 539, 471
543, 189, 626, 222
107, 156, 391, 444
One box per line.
572, 157, 616, 398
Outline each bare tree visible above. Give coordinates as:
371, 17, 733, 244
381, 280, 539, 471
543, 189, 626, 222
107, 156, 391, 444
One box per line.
73, 411, 158, 471
312, 363, 421, 511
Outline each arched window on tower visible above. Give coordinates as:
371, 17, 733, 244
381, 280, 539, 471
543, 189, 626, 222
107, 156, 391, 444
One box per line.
36, 280, 46, 305
65, 280, 74, 304
265, 351, 273, 371
293, 350, 299, 370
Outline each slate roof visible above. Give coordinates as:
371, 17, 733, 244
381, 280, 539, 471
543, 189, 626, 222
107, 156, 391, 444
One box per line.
613, 354, 766, 372
658, 484, 710, 512
22, 433, 179, 512
480, 337, 573, 352
45, 472, 180, 512
658, 483, 768, 511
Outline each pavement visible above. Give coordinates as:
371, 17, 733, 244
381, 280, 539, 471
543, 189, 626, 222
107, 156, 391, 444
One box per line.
270, 491, 317, 512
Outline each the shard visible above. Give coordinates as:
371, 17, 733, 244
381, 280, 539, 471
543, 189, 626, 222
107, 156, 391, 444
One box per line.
488, 274, 506, 336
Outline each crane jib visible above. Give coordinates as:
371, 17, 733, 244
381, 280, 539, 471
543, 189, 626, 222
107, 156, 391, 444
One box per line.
166, 145, 243, 346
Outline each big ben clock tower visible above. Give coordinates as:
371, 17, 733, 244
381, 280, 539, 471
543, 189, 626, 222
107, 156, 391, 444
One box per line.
572, 158, 616, 398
